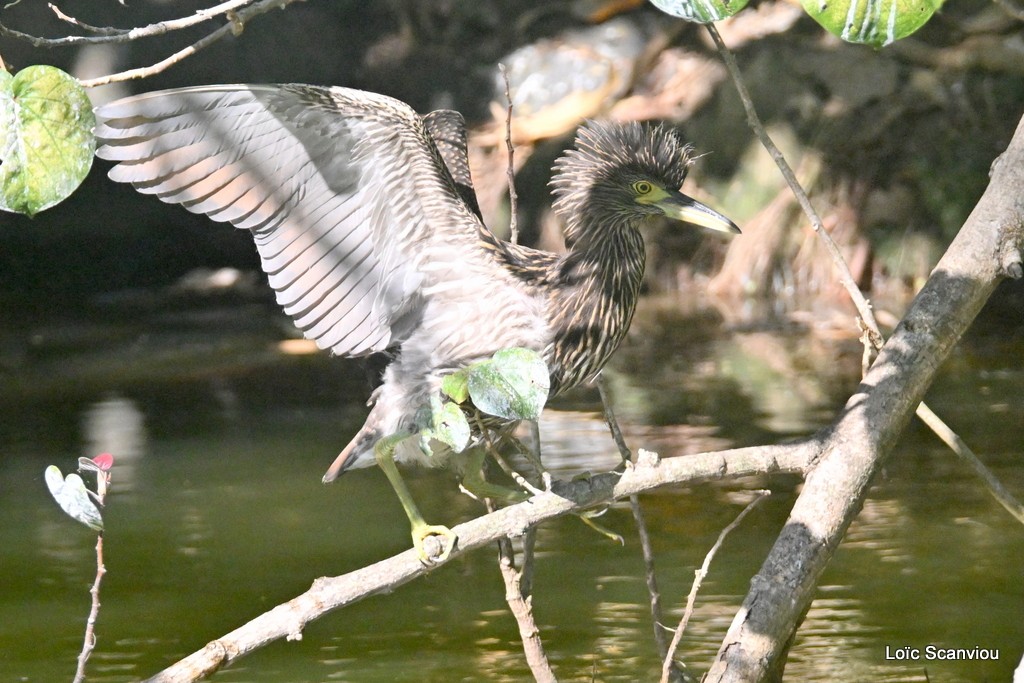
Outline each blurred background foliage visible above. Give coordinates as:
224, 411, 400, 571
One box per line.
1, 0, 1022, 327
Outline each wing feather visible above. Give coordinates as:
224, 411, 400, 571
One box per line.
95, 84, 491, 356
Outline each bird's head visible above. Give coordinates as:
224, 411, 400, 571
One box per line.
551, 121, 740, 246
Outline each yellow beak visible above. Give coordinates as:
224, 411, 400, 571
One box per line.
655, 189, 741, 235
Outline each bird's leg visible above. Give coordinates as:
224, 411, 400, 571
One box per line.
512, 425, 553, 491
374, 434, 456, 563
460, 447, 529, 504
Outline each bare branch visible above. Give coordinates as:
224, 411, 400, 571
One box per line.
78, 0, 303, 87
598, 376, 678, 678
58, 0, 257, 39
498, 63, 520, 245
73, 461, 112, 683
915, 402, 1024, 525
0, 0, 304, 87
497, 531, 555, 682
0, 0, 267, 46
48, 4, 126, 37
704, 24, 878, 332
143, 443, 812, 682
660, 492, 768, 683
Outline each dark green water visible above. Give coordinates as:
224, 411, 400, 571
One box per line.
1, 298, 1021, 682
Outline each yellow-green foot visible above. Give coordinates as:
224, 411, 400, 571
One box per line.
412, 522, 457, 563
578, 509, 625, 545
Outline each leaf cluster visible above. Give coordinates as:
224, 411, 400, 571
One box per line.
419, 347, 550, 454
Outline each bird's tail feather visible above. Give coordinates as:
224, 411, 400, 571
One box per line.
322, 426, 377, 482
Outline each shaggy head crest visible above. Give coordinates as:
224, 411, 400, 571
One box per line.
550, 121, 695, 228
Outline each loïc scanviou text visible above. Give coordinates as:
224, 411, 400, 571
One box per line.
885, 645, 1000, 661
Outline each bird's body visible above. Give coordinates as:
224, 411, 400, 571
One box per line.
95, 84, 738, 559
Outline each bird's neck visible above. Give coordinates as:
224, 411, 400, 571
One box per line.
546, 222, 646, 395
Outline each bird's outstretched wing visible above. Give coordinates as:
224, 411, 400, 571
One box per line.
95, 84, 489, 356
422, 109, 482, 220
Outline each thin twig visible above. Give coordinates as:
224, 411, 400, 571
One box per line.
477, 428, 553, 679
632, 493, 677, 678
704, 24, 876, 331
596, 376, 631, 464
597, 376, 679, 680
73, 534, 106, 683
56, 0, 256, 38
915, 392, 1024, 522
48, 3, 140, 37
73, 0, 304, 87
472, 413, 545, 496
73, 465, 111, 683
707, 23, 1024, 527
660, 492, 769, 683
498, 63, 520, 245
0, 0, 261, 46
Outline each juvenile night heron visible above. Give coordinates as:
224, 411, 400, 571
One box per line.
94, 84, 739, 561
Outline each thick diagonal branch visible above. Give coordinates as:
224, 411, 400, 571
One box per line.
143, 442, 811, 683
704, 113, 1024, 682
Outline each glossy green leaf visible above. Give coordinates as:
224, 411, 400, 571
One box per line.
467, 348, 550, 421
44, 465, 104, 531
0, 65, 95, 216
648, 0, 750, 23
421, 395, 471, 453
440, 369, 470, 404
801, 0, 942, 47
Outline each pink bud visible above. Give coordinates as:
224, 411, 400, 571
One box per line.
93, 453, 114, 471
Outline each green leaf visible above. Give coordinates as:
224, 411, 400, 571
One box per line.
440, 369, 470, 404
421, 395, 471, 453
44, 465, 104, 531
0, 65, 96, 216
648, 0, 750, 23
800, 0, 942, 47
467, 347, 550, 421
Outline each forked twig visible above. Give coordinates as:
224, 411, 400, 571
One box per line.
659, 492, 769, 683
81, 0, 303, 87
53, 0, 255, 40
0, 0, 306, 87
0, 0, 267, 46
597, 376, 679, 680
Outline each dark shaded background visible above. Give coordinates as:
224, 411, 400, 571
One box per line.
2, 0, 1023, 321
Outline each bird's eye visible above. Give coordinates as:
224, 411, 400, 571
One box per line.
632, 181, 653, 195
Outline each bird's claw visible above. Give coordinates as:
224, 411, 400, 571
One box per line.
412, 523, 457, 564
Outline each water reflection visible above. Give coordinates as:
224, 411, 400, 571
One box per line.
82, 394, 147, 490
0, 298, 1021, 681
